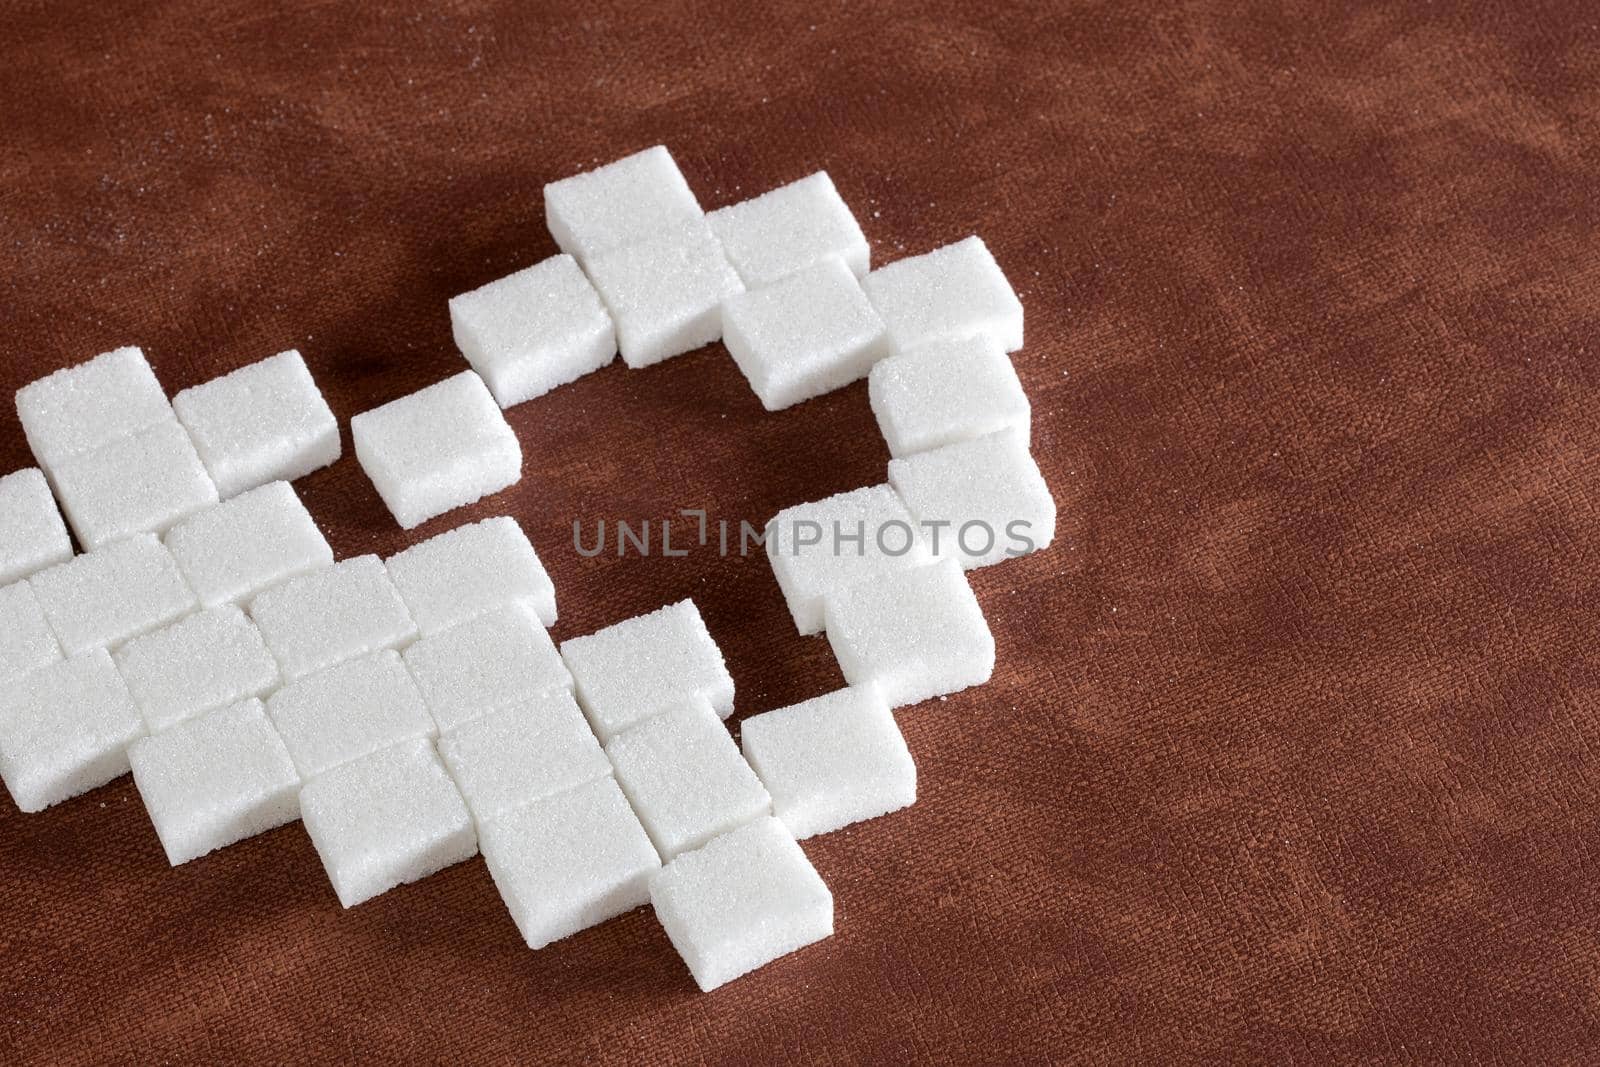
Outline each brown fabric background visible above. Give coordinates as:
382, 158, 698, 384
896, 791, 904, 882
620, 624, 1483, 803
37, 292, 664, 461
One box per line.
2, 1, 1597, 1062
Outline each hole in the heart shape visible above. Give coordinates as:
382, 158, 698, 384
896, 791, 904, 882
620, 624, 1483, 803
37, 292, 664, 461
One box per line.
492, 342, 892, 723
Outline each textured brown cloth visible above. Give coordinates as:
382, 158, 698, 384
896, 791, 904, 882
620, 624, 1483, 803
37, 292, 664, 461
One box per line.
3, 1, 1597, 1062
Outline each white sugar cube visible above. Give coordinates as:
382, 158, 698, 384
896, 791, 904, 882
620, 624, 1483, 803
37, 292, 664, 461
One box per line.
887, 431, 1056, 569
29, 534, 197, 656
113, 605, 280, 734
543, 145, 704, 267
15, 346, 174, 473
766, 484, 933, 636
164, 481, 333, 609
823, 559, 994, 708
127, 697, 300, 865
352, 371, 522, 530
449, 255, 618, 408
51, 420, 219, 550
172, 350, 340, 499
721, 257, 889, 411
481, 775, 660, 949
385, 515, 556, 637
868, 334, 1030, 458
586, 220, 744, 369
402, 605, 571, 733
707, 171, 869, 288
559, 598, 735, 742
741, 686, 916, 839
862, 236, 1024, 354
0, 469, 72, 585
248, 555, 417, 682
605, 699, 771, 860
650, 816, 832, 992
267, 650, 436, 780
438, 689, 612, 829
0, 581, 61, 688
299, 737, 477, 908
0, 649, 144, 812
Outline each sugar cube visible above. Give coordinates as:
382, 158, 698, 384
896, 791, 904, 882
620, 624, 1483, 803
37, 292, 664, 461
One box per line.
887, 431, 1056, 569
585, 219, 744, 369
707, 171, 870, 288
765, 484, 933, 636
127, 698, 300, 865
15, 346, 173, 473
721, 257, 889, 411
267, 650, 436, 779
0, 469, 72, 585
299, 738, 477, 908
822, 559, 994, 708
559, 598, 735, 742
481, 776, 660, 949
248, 555, 417, 682
50, 420, 219, 550
402, 605, 572, 734
385, 515, 556, 636
172, 350, 340, 499
113, 605, 280, 734
543, 145, 704, 267
605, 699, 771, 860
0, 649, 144, 812
862, 236, 1024, 354
164, 481, 333, 609
741, 687, 916, 839
650, 816, 833, 992
29, 533, 197, 657
0, 581, 61, 688
868, 334, 1030, 458
437, 689, 612, 829
449, 255, 617, 408
351, 371, 522, 530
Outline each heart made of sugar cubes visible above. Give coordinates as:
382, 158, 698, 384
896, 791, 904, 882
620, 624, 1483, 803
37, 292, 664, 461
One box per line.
0, 145, 1056, 994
